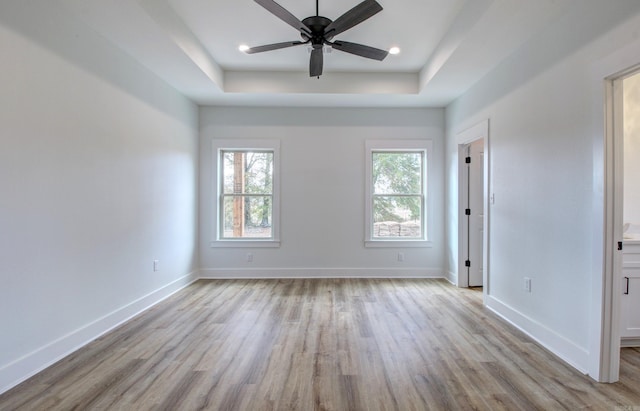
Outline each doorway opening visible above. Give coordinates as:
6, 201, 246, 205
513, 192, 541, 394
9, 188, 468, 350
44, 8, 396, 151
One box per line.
603, 65, 640, 382
619, 71, 640, 347
456, 120, 490, 291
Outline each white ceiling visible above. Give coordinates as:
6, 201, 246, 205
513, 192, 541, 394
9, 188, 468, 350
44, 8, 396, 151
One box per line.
58, 0, 575, 107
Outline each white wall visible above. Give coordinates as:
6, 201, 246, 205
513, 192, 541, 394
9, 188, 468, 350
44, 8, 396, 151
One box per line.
445, 0, 640, 377
0, 2, 199, 393
200, 107, 445, 278
624, 72, 640, 225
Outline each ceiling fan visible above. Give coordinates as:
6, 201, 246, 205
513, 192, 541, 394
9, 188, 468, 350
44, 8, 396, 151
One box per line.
245, 0, 389, 78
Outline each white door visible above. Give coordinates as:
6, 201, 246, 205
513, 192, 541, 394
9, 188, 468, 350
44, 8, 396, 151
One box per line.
467, 139, 484, 287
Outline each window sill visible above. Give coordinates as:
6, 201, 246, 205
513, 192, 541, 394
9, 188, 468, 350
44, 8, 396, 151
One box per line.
365, 240, 433, 248
210, 240, 281, 248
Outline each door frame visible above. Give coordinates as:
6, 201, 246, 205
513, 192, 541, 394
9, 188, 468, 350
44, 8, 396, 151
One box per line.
456, 120, 490, 293
601, 65, 640, 382
582, 30, 640, 381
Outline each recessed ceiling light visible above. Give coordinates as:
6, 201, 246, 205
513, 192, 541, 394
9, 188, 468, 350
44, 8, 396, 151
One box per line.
238, 44, 250, 53
389, 46, 400, 55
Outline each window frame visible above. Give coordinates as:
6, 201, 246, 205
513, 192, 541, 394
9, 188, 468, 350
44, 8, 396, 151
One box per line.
211, 140, 280, 248
365, 139, 432, 248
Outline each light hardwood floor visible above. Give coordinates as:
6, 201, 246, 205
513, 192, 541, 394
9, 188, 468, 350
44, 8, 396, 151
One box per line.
1, 279, 639, 410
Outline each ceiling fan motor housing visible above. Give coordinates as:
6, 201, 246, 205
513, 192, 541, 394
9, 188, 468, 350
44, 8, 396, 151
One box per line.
302, 16, 332, 46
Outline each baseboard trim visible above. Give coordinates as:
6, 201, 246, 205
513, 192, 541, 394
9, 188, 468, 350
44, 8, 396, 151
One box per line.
621, 337, 640, 347
445, 271, 457, 285
486, 295, 589, 374
199, 267, 444, 279
0, 270, 199, 395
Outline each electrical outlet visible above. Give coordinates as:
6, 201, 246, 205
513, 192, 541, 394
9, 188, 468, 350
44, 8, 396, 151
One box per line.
247, 253, 253, 263
398, 252, 404, 262
524, 277, 532, 293
153, 260, 159, 272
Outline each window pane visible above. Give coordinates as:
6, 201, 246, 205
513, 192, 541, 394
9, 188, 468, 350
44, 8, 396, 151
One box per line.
222, 151, 273, 195
245, 152, 273, 194
372, 196, 422, 238
222, 195, 273, 238
222, 152, 236, 194
372, 152, 422, 195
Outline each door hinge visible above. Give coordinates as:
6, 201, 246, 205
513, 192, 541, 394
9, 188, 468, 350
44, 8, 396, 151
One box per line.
465, 157, 471, 164
465, 260, 471, 267
618, 241, 623, 251
465, 208, 471, 216
624, 276, 630, 295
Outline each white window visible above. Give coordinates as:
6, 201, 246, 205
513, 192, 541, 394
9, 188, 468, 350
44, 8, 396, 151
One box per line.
212, 140, 280, 247
365, 140, 431, 247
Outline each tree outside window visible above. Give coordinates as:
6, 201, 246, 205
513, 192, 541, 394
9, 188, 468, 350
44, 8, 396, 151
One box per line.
365, 140, 430, 246
221, 150, 273, 239
372, 151, 424, 238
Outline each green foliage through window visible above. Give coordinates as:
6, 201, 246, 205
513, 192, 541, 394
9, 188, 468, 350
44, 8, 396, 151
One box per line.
371, 151, 424, 239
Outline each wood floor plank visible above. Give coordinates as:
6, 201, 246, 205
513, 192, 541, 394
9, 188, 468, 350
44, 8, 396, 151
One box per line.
2, 278, 640, 410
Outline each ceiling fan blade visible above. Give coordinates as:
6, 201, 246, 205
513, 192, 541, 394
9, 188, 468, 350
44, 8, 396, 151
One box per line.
310, 48, 323, 77
246, 41, 306, 54
324, 0, 383, 39
332, 40, 388, 61
254, 0, 311, 36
